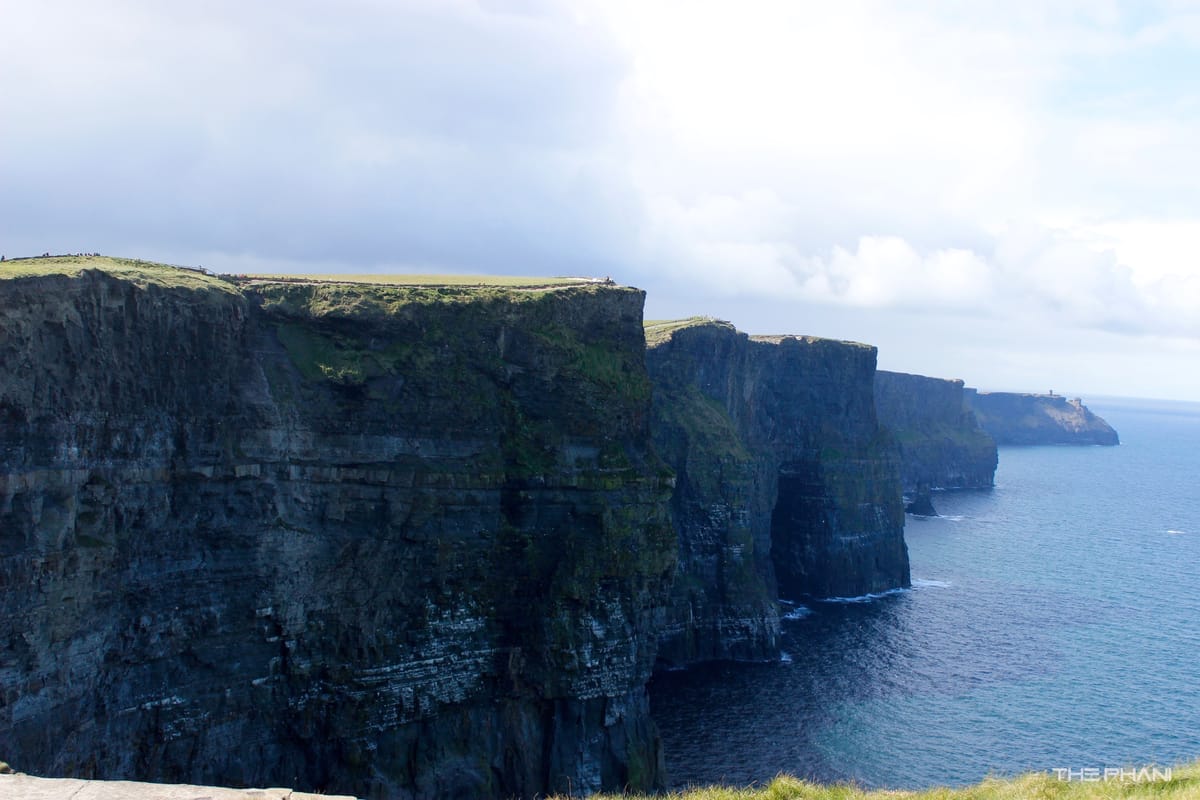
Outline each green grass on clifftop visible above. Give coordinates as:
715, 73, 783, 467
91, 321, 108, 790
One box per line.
249, 278, 634, 326
643, 318, 875, 351
573, 762, 1200, 800
644, 317, 735, 347
0, 255, 238, 294
232, 272, 601, 288
750, 333, 875, 350
0, 255, 608, 295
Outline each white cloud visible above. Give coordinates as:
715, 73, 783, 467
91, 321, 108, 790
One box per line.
816, 239, 994, 310
5, 1, 1200, 396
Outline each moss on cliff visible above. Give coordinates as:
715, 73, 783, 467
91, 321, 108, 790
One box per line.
653, 383, 752, 486
273, 322, 414, 385
255, 280, 652, 417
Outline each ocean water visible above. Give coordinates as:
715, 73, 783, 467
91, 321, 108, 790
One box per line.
648, 397, 1200, 789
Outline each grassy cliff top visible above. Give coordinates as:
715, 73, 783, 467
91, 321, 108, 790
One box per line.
643, 317, 874, 351
579, 762, 1200, 800
231, 273, 604, 289
0, 255, 624, 307
0, 255, 238, 294
750, 333, 875, 350
644, 317, 736, 347
0, 255, 614, 290
971, 390, 1082, 403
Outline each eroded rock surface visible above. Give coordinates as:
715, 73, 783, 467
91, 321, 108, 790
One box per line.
0, 264, 674, 799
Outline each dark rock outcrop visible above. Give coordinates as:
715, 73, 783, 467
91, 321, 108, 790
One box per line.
903, 493, 938, 516
965, 390, 1119, 445
874, 371, 997, 506
0, 264, 676, 799
645, 320, 909, 667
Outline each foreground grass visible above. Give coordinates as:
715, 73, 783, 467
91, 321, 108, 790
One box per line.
575, 762, 1200, 800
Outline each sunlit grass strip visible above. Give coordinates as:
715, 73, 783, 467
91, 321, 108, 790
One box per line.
0, 255, 603, 290
644, 316, 732, 346
232, 273, 600, 288
575, 762, 1200, 800
0, 255, 237, 293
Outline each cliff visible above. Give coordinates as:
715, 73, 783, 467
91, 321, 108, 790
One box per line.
874, 371, 997, 501
644, 319, 909, 666
965, 390, 1119, 445
0, 257, 675, 799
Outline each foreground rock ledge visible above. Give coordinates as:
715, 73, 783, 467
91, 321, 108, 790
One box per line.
0, 773, 357, 800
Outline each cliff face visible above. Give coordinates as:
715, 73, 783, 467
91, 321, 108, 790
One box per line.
0, 262, 676, 799
874, 371, 997, 496
965, 390, 1119, 445
645, 321, 909, 666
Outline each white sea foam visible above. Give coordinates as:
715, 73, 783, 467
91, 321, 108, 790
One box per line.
779, 650, 793, 664
911, 578, 952, 589
1166, 529, 1187, 535
818, 586, 909, 604
782, 605, 813, 620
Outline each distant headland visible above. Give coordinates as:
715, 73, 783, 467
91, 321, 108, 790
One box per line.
965, 389, 1120, 446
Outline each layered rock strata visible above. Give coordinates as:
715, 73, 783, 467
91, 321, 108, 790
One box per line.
644, 319, 909, 667
0, 260, 675, 799
965, 390, 1119, 445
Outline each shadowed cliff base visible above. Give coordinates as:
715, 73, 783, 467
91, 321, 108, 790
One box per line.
645, 318, 909, 668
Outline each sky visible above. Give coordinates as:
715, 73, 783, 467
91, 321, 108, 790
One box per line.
4, 1, 1200, 400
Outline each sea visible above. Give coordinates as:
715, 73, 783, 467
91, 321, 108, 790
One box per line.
648, 396, 1200, 790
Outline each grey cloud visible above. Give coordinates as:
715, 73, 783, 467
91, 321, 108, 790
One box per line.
1, 1, 637, 273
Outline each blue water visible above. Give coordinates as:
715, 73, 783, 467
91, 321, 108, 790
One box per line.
648, 397, 1200, 789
